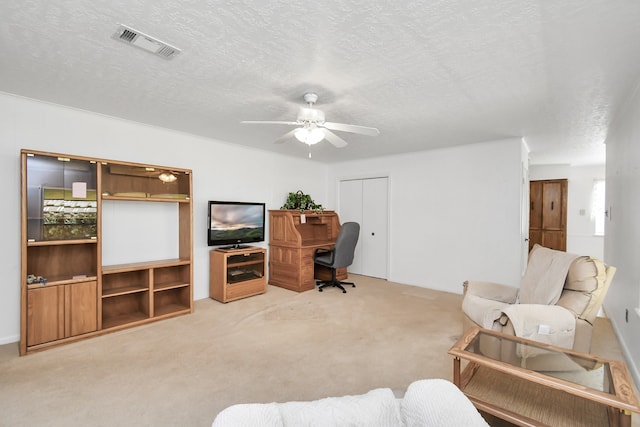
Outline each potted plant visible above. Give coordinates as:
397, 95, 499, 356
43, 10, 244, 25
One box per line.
281, 190, 324, 213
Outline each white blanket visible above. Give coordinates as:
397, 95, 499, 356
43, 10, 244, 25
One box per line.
502, 304, 576, 358
519, 245, 578, 305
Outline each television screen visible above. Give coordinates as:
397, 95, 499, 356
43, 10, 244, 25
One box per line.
207, 201, 265, 247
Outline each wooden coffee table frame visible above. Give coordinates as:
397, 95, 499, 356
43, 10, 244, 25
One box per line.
449, 327, 640, 427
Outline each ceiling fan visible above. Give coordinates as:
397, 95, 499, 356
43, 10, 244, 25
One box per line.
241, 92, 380, 149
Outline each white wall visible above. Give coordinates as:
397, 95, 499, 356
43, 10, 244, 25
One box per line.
327, 138, 525, 294
0, 93, 535, 347
604, 80, 640, 387
529, 164, 605, 260
0, 92, 330, 344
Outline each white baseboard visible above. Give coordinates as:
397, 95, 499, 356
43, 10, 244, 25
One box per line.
608, 315, 640, 390
0, 334, 19, 345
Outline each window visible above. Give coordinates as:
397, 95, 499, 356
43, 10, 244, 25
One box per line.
591, 179, 605, 236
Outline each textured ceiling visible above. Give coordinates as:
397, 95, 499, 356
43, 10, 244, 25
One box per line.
2, 1, 640, 164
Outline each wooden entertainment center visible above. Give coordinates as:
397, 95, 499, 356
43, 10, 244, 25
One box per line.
20, 149, 193, 355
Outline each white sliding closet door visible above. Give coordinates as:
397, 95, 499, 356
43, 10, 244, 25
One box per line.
339, 177, 388, 279
339, 180, 364, 273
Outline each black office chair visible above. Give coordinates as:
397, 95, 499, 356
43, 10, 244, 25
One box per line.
314, 222, 360, 293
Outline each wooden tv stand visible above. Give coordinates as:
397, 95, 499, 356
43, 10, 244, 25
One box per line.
209, 246, 266, 303
268, 210, 347, 292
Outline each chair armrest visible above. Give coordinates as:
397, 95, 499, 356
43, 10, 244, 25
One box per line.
401, 379, 489, 426
501, 304, 576, 350
212, 403, 283, 426
313, 247, 335, 264
463, 280, 518, 303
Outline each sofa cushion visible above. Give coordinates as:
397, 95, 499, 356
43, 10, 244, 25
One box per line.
556, 256, 607, 321
278, 387, 401, 426
212, 388, 401, 427
401, 379, 489, 427
564, 256, 599, 292
555, 290, 590, 318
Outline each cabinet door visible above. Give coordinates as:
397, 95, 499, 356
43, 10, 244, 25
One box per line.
528, 230, 542, 252
26, 154, 97, 242
66, 281, 97, 337
27, 286, 63, 346
542, 230, 565, 252
542, 182, 563, 229
529, 181, 543, 229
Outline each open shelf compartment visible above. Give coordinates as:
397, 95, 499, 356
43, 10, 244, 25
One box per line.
153, 264, 190, 292
26, 242, 97, 286
101, 291, 150, 329
102, 269, 150, 297
154, 286, 190, 317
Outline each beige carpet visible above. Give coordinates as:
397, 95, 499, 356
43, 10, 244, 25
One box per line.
0, 275, 631, 426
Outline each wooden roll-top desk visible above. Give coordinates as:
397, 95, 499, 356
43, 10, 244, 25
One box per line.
269, 210, 348, 292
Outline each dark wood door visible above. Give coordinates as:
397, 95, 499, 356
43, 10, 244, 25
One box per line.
530, 181, 543, 229
529, 179, 567, 251
542, 181, 564, 229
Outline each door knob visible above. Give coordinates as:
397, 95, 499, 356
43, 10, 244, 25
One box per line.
371, 232, 375, 236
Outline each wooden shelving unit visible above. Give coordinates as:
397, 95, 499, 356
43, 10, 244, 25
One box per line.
20, 150, 193, 355
210, 247, 266, 303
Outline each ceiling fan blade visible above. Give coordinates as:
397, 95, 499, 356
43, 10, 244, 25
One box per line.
323, 129, 348, 148
274, 129, 298, 144
323, 122, 380, 136
241, 120, 299, 126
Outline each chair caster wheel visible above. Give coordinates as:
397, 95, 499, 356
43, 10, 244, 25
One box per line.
319, 288, 323, 292
342, 290, 346, 293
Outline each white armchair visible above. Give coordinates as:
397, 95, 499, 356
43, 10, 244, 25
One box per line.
462, 244, 615, 370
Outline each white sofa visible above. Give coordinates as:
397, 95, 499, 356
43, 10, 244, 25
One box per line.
212, 379, 489, 426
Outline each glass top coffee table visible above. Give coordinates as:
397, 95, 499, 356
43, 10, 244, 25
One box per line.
449, 327, 640, 427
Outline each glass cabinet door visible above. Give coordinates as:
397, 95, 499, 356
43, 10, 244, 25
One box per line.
101, 163, 190, 200
26, 154, 97, 241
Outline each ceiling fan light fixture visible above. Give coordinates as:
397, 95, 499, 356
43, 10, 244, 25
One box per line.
294, 127, 324, 145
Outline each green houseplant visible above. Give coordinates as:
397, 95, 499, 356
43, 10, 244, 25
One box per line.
281, 190, 324, 213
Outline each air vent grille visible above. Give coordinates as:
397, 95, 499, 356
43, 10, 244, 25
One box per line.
112, 24, 181, 60
120, 28, 137, 43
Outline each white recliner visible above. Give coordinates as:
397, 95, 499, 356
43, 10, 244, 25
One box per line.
462, 244, 615, 370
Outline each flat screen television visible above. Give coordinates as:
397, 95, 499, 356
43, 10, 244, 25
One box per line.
207, 201, 266, 248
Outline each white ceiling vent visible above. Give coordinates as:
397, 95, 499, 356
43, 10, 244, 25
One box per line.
112, 24, 181, 59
